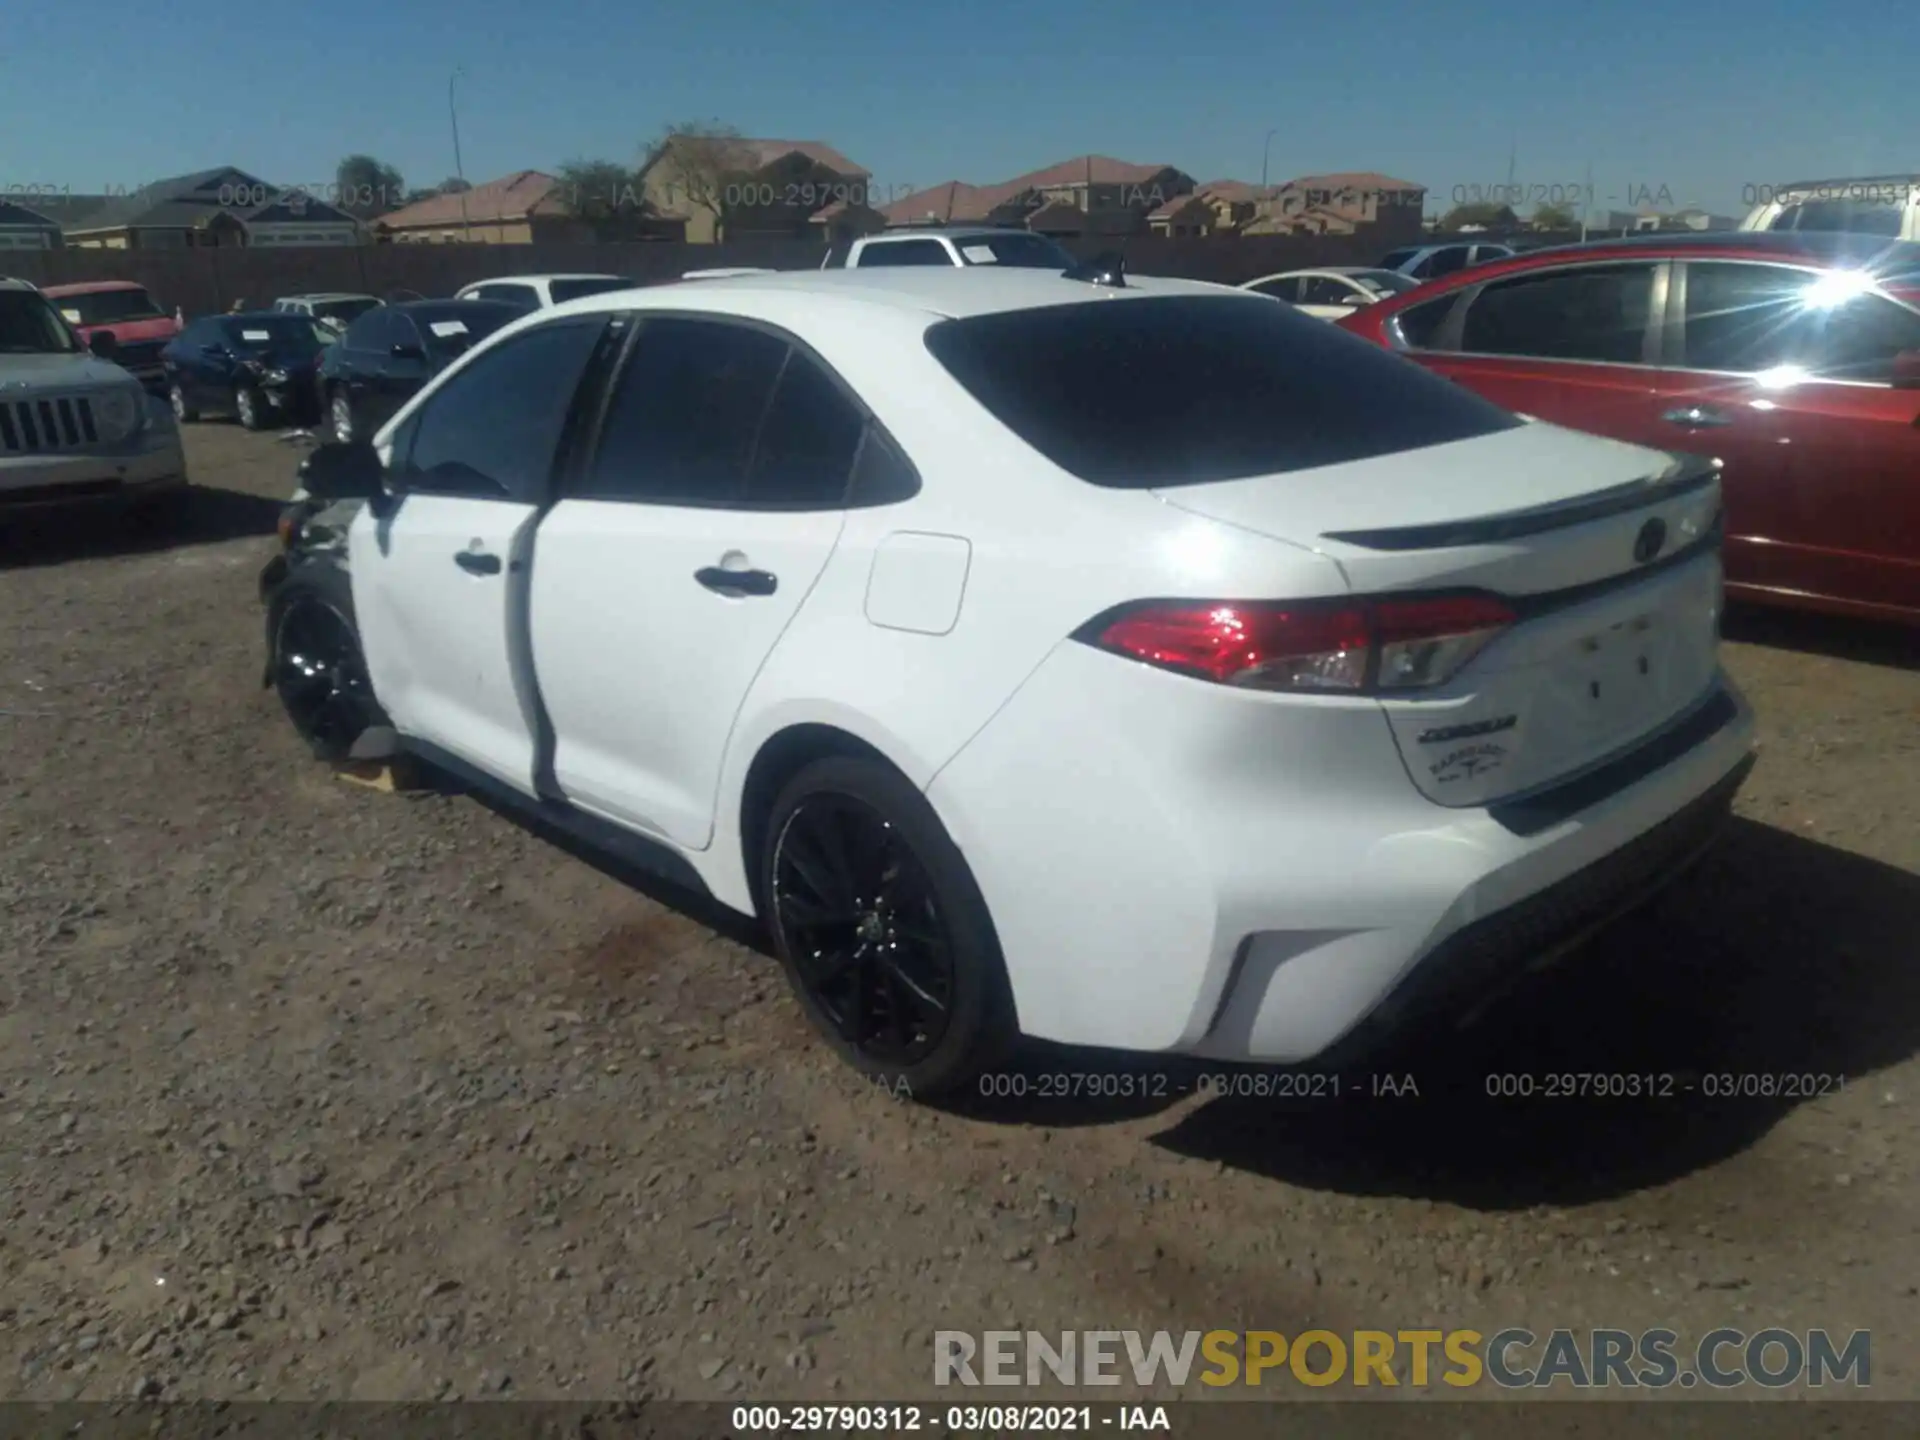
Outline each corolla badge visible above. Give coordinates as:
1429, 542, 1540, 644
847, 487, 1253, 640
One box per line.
1634, 517, 1668, 564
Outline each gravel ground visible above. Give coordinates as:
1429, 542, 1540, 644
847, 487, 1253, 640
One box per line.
2, 424, 1919, 1405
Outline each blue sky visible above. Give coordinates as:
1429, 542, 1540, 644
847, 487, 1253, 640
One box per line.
1, 0, 1910, 220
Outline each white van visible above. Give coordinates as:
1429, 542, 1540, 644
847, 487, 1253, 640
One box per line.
1739, 175, 1920, 241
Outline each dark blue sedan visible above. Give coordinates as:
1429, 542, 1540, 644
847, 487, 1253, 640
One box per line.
161, 312, 334, 430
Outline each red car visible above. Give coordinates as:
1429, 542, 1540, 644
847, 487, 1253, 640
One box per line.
40, 280, 181, 395
1337, 231, 1920, 625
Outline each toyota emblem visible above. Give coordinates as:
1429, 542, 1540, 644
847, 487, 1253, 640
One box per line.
1633, 517, 1668, 564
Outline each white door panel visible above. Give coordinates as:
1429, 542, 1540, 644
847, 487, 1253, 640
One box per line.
350, 496, 543, 793
529, 502, 845, 848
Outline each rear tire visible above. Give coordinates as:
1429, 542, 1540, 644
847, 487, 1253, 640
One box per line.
266, 563, 387, 762
758, 756, 1015, 1101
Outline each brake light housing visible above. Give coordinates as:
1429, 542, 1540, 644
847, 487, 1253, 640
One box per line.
1076, 593, 1516, 694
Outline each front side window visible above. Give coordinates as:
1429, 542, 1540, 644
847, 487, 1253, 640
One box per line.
343, 308, 393, 352
399, 319, 605, 501
1423, 247, 1473, 278
1299, 276, 1360, 306
924, 294, 1520, 487
1680, 261, 1920, 381
578, 318, 788, 503
1456, 264, 1656, 363
857, 239, 952, 267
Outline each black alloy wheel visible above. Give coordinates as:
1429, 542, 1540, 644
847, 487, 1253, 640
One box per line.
761, 756, 1013, 1097
772, 795, 956, 1066
271, 594, 381, 760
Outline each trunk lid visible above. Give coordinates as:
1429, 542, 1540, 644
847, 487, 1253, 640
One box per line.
1154, 422, 1727, 807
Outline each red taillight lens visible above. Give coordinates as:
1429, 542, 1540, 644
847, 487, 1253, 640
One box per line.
1084, 594, 1515, 693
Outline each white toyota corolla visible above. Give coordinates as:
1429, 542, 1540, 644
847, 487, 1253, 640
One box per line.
265, 264, 1756, 1098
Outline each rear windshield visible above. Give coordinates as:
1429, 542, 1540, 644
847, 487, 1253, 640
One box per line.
923, 295, 1522, 487
548, 277, 635, 304
952, 233, 1076, 268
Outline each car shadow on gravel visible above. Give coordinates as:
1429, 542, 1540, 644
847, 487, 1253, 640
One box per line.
1145, 816, 1920, 1207
0, 484, 283, 569
1724, 604, 1919, 672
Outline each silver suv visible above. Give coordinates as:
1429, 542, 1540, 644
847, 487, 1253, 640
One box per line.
1, 276, 188, 517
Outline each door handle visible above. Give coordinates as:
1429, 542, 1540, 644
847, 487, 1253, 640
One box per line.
695, 565, 778, 597
455, 550, 502, 576
1662, 405, 1731, 428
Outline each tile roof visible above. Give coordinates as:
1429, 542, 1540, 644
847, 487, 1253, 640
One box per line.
0, 201, 59, 228
60, 167, 358, 233
733, 139, 870, 178
374, 172, 567, 230
879, 181, 1002, 226
1003, 155, 1178, 189
1281, 171, 1424, 192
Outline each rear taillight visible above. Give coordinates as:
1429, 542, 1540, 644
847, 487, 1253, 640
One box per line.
1080, 594, 1515, 693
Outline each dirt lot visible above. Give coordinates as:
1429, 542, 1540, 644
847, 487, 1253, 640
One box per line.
2, 423, 1919, 1407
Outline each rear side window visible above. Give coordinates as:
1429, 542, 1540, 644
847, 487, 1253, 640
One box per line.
748, 351, 867, 506
1458, 264, 1656, 363
580, 317, 788, 504
923, 294, 1521, 488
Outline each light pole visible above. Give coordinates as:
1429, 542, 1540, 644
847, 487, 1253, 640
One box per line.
1260, 129, 1278, 190
449, 66, 471, 240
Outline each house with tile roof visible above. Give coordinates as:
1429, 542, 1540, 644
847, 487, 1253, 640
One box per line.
880, 156, 1195, 238
59, 167, 364, 249
634, 137, 877, 244
372, 170, 683, 244
0, 201, 61, 251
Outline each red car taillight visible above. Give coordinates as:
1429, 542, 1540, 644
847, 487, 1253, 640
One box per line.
1080, 594, 1516, 693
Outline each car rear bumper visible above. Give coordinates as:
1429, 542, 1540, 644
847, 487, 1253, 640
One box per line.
926, 641, 1757, 1063
0, 432, 188, 511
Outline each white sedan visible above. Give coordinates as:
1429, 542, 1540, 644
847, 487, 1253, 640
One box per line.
265, 267, 1755, 1098
1239, 266, 1423, 318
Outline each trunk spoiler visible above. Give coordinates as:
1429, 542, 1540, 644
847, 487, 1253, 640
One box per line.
1322, 454, 1720, 552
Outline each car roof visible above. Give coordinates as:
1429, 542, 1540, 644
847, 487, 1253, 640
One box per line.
1513, 229, 1920, 270
217, 311, 309, 323
0, 276, 42, 292
461, 273, 624, 286
40, 280, 148, 296
865, 226, 1046, 241
280, 292, 377, 302
392, 298, 526, 316
542, 266, 1252, 324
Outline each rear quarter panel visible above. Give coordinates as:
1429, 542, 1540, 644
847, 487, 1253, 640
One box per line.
694, 294, 1351, 910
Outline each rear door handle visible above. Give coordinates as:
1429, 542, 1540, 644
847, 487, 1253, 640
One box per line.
454, 550, 502, 576
1662, 405, 1731, 428
695, 565, 778, 597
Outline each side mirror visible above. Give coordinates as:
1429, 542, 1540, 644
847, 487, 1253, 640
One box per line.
1892, 350, 1920, 389
298, 439, 385, 501
390, 343, 427, 361
86, 330, 119, 358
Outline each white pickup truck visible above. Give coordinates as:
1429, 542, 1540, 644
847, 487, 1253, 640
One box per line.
823, 226, 1078, 269
1739, 174, 1920, 241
